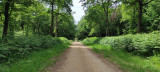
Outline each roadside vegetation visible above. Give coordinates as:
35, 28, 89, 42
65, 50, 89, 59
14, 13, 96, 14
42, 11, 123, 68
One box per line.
77, 0, 160, 71
1, 0, 160, 72
0, 0, 74, 72
76, 0, 160, 39
82, 32, 160, 72
0, 36, 71, 72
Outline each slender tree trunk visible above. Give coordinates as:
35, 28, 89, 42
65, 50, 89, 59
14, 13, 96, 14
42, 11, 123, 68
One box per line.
26, 22, 29, 36
55, 15, 58, 37
33, 25, 36, 34
37, 22, 40, 34
2, 0, 11, 38
0, 13, 2, 21
103, 5, 108, 36
102, 1, 110, 36
106, 1, 110, 36
21, 22, 24, 30
35, 15, 39, 34
137, 1, 142, 33
118, 23, 120, 35
50, 3, 54, 36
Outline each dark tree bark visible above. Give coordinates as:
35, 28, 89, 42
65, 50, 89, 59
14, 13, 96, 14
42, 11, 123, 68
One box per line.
137, 0, 153, 33
50, 3, 54, 36
123, 0, 153, 33
21, 22, 24, 30
137, 0, 142, 33
2, 0, 11, 38
26, 23, 29, 36
0, 13, 2, 21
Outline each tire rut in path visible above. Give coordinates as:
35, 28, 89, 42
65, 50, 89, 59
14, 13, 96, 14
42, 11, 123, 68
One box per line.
50, 42, 123, 72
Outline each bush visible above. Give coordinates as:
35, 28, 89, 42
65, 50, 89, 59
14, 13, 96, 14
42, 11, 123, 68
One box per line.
83, 31, 160, 56
99, 35, 132, 50
129, 32, 160, 56
82, 37, 101, 44
0, 36, 71, 63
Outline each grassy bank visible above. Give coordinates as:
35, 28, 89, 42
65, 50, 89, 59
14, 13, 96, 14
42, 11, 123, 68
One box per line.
0, 36, 72, 72
0, 36, 70, 63
83, 31, 160, 56
84, 43, 160, 72
0, 44, 70, 72
82, 32, 160, 72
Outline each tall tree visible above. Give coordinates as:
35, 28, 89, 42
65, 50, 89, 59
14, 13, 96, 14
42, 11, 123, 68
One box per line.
121, 0, 154, 33
81, 0, 114, 36
50, 2, 54, 36
2, 0, 12, 38
1, 0, 34, 38
42, 0, 72, 36
102, 0, 110, 36
55, 10, 58, 37
54, 0, 72, 37
42, 0, 55, 36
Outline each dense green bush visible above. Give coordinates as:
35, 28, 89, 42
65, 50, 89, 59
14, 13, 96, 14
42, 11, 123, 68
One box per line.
82, 37, 101, 44
99, 35, 132, 50
0, 36, 71, 63
83, 31, 160, 56
129, 32, 160, 56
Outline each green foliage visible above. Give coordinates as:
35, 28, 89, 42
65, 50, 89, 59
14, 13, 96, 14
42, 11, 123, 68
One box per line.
57, 13, 76, 39
76, 17, 91, 39
143, 0, 160, 31
0, 36, 71, 63
0, 44, 70, 72
99, 35, 132, 50
76, 4, 108, 39
83, 31, 160, 56
85, 43, 160, 72
77, 0, 160, 39
129, 32, 160, 56
82, 37, 101, 44
0, 0, 75, 39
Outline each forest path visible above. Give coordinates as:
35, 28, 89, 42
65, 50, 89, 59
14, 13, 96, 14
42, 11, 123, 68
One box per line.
47, 42, 123, 72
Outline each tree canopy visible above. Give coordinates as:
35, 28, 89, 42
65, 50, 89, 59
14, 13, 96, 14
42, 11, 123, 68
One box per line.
0, 0, 76, 40
76, 0, 160, 39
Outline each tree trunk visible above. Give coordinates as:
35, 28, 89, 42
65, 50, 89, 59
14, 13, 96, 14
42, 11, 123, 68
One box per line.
37, 22, 40, 34
137, 1, 142, 33
0, 13, 2, 21
21, 21, 24, 30
50, 3, 54, 36
106, 1, 110, 36
26, 22, 29, 36
102, 0, 110, 36
2, 0, 11, 38
55, 15, 58, 37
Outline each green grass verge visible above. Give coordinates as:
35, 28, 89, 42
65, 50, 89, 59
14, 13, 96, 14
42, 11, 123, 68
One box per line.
84, 43, 160, 72
0, 44, 70, 72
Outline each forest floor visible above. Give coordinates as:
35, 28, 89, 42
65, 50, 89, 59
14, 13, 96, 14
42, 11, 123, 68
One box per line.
45, 42, 123, 72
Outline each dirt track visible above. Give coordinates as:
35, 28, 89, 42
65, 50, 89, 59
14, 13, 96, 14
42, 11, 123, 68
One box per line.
48, 42, 123, 72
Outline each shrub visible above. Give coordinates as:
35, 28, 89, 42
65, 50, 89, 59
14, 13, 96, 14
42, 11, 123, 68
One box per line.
98, 35, 132, 50
83, 31, 160, 56
129, 32, 160, 56
82, 37, 101, 44
0, 36, 71, 63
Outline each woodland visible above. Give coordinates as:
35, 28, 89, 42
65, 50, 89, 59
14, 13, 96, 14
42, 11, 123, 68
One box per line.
0, 0, 160, 72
